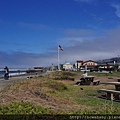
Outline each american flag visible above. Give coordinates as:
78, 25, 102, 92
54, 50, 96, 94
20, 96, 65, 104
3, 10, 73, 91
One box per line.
58, 45, 63, 51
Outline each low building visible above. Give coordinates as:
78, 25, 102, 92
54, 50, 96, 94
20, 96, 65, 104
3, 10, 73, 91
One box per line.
75, 60, 84, 70
63, 62, 73, 71
75, 60, 98, 71
98, 62, 120, 71
34, 67, 43, 72
81, 60, 98, 70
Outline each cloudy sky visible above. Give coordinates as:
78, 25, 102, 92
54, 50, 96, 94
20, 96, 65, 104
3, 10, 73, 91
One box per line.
0, 0, 120, 68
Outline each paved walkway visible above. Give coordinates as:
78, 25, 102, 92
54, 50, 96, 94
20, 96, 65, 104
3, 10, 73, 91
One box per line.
0, 75, 32, 90
0, 70, 53, 90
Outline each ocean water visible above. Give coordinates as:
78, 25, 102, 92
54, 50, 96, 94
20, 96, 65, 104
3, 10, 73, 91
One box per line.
0, 71, 26, 77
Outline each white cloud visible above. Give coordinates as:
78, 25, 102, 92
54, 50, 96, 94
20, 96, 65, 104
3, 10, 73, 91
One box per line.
1, 27, 120, 68
58, 37, 84, 47
64, 29, 96, 37
111, 4, 120, 17
57, 27, 120, 62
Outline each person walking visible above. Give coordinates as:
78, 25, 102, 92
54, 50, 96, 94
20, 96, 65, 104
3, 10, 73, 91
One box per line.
4, 66, 9, 80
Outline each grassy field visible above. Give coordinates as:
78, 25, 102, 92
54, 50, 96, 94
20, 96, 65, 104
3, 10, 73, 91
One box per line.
0, 71, 120, 115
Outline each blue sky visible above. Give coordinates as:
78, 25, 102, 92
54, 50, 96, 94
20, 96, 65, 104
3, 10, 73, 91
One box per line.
0, 0, 120, 68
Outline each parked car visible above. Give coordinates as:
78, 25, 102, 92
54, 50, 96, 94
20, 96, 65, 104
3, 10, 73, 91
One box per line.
90, 69, 99, 72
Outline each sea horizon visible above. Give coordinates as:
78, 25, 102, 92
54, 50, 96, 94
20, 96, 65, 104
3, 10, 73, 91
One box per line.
0, 70, 27, 77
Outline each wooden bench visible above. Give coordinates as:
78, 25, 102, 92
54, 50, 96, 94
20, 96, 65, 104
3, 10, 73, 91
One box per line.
84, 76, 94, 82
102, 82, 120, 91
77, 76, 94, 85
76, 79, 91, 85
98, 89, 120, 100
117, 79, 120, 82
93, 80, 100, 85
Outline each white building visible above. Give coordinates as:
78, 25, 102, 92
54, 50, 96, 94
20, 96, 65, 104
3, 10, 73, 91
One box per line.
75, 60, 83, 70
75, 60, 98, 70
63, 62, 73, 71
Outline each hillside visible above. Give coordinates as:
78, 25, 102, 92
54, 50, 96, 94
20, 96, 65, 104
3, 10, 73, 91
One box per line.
0, 71, 120, 115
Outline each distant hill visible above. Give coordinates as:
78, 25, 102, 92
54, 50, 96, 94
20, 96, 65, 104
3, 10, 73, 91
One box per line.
96, 57, 120, 64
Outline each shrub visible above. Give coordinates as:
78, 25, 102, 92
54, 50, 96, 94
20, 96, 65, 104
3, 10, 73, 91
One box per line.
0, 102, 51, 114
48, 81, 68, 91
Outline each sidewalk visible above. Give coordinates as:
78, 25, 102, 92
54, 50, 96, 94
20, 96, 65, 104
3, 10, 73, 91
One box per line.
0, 74, 38, 90
0, 71, 49, 90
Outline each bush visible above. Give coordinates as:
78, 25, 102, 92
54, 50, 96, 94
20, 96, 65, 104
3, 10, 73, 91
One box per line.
48, 81, 68, 91
0, 102, 51, 114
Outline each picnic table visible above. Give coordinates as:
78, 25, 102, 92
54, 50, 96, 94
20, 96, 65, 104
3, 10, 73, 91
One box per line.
77, 76, 95, 85
84, 76, 95, 82
98, 82, 120, 101
117, 78, 120, 82
102, 82, 120, 91
75, 76, 100, 86
81, 76, 94, 85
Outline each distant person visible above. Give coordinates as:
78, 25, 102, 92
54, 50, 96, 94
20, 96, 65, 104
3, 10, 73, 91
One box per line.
80, 71, 88, 81
81, 71, 88, 78
75, 71, 88, 85
4, 66, 9, 80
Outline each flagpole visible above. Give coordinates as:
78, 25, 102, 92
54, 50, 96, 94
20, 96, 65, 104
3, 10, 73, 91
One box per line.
58, 46, 60, 71
58, 45, 63, 71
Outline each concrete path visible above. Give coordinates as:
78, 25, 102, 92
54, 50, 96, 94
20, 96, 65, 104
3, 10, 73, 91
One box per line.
0, 70, 52, 90
0, 75, 32, 90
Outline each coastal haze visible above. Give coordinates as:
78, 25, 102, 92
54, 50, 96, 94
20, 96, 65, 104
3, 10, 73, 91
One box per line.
0, 0, 120, 68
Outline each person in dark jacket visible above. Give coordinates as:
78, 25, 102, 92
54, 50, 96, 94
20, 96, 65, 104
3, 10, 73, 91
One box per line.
4, 66, 9, 80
